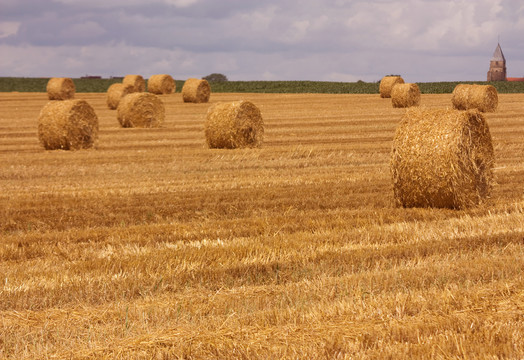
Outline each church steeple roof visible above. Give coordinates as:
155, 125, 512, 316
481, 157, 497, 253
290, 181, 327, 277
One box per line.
491, 43, 505, 62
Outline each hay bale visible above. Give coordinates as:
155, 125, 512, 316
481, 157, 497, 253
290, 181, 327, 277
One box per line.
106, 83, 134, 110
451, 84, 498, 112
182, 78, 210, 103
379, 76, 404, 98
117, 92, 165, 128
391, 83, 421, 108
123, 74, 145, 93
46, 77, 75, 100
205, 100, 264, 149
391, 108, 494, 209
38, 99, 98, 150
148, 74, 175, 95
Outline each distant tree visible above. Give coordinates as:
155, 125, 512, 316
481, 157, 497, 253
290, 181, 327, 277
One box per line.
203, 73, 228, 82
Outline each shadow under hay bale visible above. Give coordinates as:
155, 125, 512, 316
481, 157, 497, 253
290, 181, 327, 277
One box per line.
123, 74, 145, 93
391, 108, 494, 209
148, 74, 175, 95
205, 100, 264, 149
379, 76, 404, 98
451, 84, 498, 112
46, 77, 75, 100
182, 78, 210, 103
38, 99, 98, 150
117, 92, 165, 128
106, 83, 134, 110
391, 83, 420, 108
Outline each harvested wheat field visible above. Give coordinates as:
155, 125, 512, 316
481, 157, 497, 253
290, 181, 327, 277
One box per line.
1, 91, 523, 359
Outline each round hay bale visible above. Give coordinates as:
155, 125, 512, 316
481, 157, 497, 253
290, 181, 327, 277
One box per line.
451, 84, 498, 112
205, 100, 264, 149
148, 74, 175, 95
182, 78, 210, 103
117, 92, 165, 128
46, 77, 75, 100
123, 74, 145, 93
38, 99, 98, 150
379, 76, 404, 98
391, 108, 494, 209
391, 83, 421, 108
106, 83, 134, 110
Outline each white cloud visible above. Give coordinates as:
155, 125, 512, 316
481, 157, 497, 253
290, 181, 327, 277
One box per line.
0, 21, 20, 38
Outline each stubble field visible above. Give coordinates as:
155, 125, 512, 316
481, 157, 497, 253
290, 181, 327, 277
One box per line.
1, 91, 523, 359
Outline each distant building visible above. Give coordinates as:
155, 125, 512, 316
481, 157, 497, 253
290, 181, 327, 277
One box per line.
487, 43, 507, 81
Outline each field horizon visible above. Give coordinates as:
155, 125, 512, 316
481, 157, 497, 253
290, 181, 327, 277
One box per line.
1, 91, 523, 358
2, 76, 524, 94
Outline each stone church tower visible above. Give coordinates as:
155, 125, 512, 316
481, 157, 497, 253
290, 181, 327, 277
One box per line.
487, 43, 507, 81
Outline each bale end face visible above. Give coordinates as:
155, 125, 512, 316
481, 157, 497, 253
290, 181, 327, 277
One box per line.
38, 99, 99, 150
182, 78, 211, 103
123, 75, 146, 93
391, 108, 494, 209
205, 100, 264, 149
391, 83, 421, 108
117, 92, 165, 128
379, 76, 404, 98
46, 77, 76, 100
106, 83, 134, 110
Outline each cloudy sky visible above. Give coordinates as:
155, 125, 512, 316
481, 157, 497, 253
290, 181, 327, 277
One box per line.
1, 0, 523, 82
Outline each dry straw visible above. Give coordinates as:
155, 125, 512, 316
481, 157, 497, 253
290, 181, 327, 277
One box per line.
391, 83, 421, 108
205, 100, 264, 149
391, 108, 494, 209
38, 99, 99, 150
117, 92, 165, 128
123, 75, 146, 93
106, 83, 134, 110
148, 74, 175, 95
379, 76, 404, 98
46, 77, 75, 100
451, 84, 498, 112
182, 78, 210, 103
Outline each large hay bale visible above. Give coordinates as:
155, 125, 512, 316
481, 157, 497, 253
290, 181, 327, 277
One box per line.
451, 84, 498, 112
391, 108, 494, 209
46, 77, 75, 100
182, 78, 210, 103
379, 76, 404, 98
38, 99, 98, 150
117, 92, 165, 128
123, 74, 145, 93
205, 100, 264, 149
148, 74, 175, 94
391, 83, 421, 108
106, 83, 134, 110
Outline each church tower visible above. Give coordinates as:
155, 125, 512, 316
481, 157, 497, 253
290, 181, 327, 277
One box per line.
487, 43, 507, 81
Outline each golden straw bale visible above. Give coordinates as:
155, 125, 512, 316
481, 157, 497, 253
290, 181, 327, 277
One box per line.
391, 108, 494, 209
117, 92, 165, 128
46, 77, 75, 100
148, 74, 175, 95
379, 76, 404, 98
106, 83, 134, 110
205, 100, 264, 149
451, 84, 498, 112
182, 78, 210, 103
391, 83, 421, 108
38, 99, 98, 150
123, 74, 146, 93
